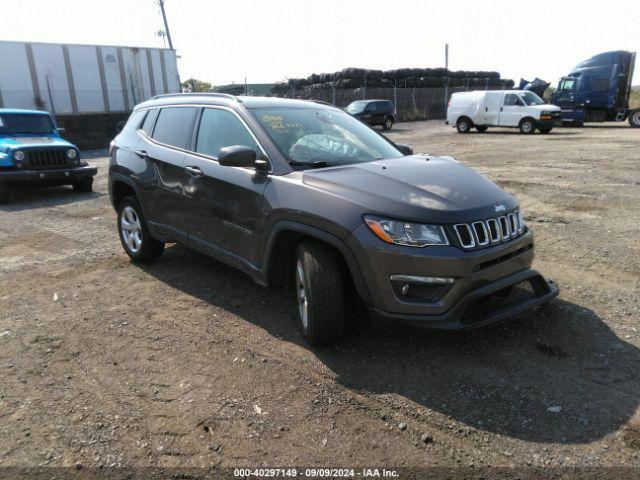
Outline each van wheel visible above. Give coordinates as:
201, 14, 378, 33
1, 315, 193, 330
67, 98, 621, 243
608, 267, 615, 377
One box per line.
0, 185, 9, 205
629, 110, 640, 128
519, 118, 535, 134
383, 116, 393, 130
117, 196, 165, 262
456, 117, 472, 133
294, 241, 345, 346
538, 127, 553, 134
476, 126, 488, 133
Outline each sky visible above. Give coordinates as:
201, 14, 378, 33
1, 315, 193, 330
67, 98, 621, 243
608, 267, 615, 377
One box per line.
2, 0, 639, 87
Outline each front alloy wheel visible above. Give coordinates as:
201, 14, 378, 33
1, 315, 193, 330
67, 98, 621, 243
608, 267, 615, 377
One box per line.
383, 116, 393, 130
629, 110, 640, 128
294, 242, 345, 345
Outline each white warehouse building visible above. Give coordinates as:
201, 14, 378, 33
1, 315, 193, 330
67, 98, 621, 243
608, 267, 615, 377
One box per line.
0, 40, 181, 114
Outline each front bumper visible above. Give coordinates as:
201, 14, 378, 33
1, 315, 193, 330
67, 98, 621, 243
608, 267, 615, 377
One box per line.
372, 269, 558, 330
347, 224, 558, 330
0, 165, 97, 185
536, 118, 562, 128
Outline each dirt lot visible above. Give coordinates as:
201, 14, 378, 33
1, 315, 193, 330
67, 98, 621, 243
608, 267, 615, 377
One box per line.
0, 122, 639, 476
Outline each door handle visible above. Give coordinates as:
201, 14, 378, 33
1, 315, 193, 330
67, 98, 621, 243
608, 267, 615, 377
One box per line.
500, 107, 504, 112
184, 165, 204, 177
485, 106, 488, 112
134, 150, 148, 159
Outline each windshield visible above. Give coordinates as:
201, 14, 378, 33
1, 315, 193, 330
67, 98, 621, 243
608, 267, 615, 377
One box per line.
520, 91, 545, 106
0, 114, 55, 134
252, 108, 402, 168
345, 101, 369, 114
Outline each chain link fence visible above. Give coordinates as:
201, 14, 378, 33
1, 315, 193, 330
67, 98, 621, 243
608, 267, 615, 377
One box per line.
272, 80, 512, 122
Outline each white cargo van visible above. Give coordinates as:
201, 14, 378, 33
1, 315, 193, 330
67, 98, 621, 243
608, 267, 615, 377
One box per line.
446, 90, 562, 134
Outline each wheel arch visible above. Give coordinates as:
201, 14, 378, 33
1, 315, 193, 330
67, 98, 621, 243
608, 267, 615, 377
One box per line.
519, 116, 536, 127
262, 221, 372, 306
109, 173, 140, 210
457, 115, 474, 126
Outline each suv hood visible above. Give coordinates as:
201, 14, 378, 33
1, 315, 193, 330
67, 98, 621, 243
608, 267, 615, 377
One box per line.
0, 136, 73, 154
302, 155, 517, 224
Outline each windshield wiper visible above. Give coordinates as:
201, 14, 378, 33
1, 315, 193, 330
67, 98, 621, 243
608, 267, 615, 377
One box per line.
288, 160, 341, 169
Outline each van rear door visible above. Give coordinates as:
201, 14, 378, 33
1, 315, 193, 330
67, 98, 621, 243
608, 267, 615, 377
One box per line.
482, 91, 503, 125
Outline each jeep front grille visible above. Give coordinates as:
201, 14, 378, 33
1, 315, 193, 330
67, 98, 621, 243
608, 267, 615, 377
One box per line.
453, 210, 525, 249
26, 149, 70, 170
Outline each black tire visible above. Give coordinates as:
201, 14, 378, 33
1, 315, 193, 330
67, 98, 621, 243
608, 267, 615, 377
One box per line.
456, 117, 472, 133
72, 177, 93, 193
629, 109, 640, 128
382, 116, 394, 130
538, 127, 553, 134
294, 241, 345, 345
476, 126, 488, 133
519, 118, 535, 134
117, 196, 164, 263
0, 185, 9, 205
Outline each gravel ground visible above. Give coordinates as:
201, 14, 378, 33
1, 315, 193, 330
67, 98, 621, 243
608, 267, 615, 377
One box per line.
0, 121, 638, 477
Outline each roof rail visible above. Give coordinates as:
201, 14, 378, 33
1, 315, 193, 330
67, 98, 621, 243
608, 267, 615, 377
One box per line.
150, 92, 241, 102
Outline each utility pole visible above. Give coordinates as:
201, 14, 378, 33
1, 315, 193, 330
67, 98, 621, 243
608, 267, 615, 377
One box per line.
445, 43, 449, 70
158, 0, 174, 50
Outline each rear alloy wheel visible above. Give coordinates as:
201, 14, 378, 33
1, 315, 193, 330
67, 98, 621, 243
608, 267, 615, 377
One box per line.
72, 177, 93, 193
538, 127, 553, 134
383, 116, 393, 130
476, 126, 488, 133
117, 197, 164, 262
629, 110, 640, 128
456, 117, 472, 133
294, 241, 345, 345
519, 118, 535, 134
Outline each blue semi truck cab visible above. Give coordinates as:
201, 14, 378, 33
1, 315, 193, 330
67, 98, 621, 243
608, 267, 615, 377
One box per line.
552, 50, 639, 128
0, 109, 97, 204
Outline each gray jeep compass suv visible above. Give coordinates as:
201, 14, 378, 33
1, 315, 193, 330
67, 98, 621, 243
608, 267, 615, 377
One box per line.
108, 93, 558, 345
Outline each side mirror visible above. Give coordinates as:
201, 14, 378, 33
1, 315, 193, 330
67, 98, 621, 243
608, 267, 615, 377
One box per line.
395, 143, 414, 156
218, 145, 266, 171
56, 127, 66, 133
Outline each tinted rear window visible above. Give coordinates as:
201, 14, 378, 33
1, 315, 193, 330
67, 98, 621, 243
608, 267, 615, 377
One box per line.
152, 107, 198, 149
378, 101, 393, 112
140, 109, 159, 136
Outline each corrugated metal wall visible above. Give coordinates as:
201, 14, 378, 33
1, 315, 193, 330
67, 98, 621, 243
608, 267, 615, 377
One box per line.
0, 40, 180, 114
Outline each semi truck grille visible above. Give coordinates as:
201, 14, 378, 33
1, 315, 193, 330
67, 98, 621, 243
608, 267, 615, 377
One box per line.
26, 149, 70, 170
453, 210, 526, 250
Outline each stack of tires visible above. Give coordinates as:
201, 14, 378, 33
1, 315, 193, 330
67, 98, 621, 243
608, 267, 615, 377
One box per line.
271, 67, 513, 95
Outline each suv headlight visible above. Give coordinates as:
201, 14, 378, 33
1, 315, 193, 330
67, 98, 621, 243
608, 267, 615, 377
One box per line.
66, 148, 78, 159
364, 216, 449, 247
14, 150, 25, 161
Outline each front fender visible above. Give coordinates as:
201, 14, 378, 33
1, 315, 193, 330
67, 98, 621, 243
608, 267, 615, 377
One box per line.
261, 220, 372, 306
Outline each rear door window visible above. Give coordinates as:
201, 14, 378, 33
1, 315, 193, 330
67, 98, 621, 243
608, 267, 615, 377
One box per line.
195, 108, 259, 158
152, 107, 198, 150
140, 108, 159, 136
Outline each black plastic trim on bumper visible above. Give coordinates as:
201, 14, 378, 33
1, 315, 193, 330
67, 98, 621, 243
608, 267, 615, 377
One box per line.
0, 165, 97, 183
536, 119, 563, 128
372, 268, 559, 330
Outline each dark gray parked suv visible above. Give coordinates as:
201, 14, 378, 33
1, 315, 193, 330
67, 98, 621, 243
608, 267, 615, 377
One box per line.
108, 94, 558, 345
